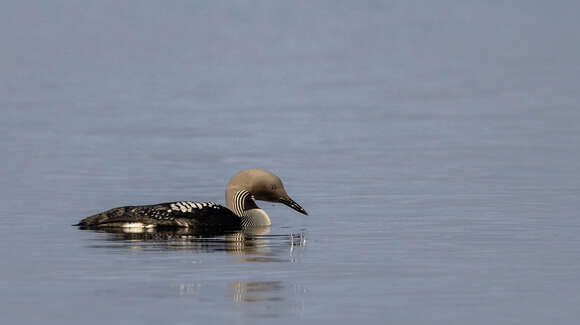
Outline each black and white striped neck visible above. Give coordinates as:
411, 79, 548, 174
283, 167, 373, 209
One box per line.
231, 189, 251, 217
229, 189, 271, 226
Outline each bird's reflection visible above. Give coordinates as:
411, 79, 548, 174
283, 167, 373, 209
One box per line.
229, 281, 284, 303
80, 227, 307, 318
82, 226, 306, 261
170, 280, 306, 318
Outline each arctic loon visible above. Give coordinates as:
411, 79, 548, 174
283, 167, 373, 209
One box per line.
76, 169, 307, 229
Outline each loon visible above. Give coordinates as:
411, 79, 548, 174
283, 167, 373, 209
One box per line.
76, 169, 307, 229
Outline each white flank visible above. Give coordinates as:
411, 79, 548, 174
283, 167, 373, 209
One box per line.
121, 222, 156, 229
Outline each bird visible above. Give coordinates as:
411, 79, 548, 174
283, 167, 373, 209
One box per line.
75, 169, 307, 229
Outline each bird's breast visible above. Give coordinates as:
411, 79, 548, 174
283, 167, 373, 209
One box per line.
242, 208, 271, 227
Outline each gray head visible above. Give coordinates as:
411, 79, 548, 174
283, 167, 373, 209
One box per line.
225, 169, 308, 215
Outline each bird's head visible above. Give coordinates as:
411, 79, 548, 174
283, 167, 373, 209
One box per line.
226, 169, 308, 215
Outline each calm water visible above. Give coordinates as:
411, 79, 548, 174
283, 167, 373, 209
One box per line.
1, 1, 580, 324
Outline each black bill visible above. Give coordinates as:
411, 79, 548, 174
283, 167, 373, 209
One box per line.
279, 196, 308, 215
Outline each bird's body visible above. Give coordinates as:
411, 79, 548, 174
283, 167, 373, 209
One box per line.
76, 201, 242, 229
76, 169, 307, 229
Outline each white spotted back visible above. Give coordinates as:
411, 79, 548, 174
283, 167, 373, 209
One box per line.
166, 201, 218, 213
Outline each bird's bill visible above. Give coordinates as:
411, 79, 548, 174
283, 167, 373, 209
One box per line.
279, 196, 308, 215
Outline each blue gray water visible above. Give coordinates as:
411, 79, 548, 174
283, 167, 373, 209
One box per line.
1, 1, 580, 324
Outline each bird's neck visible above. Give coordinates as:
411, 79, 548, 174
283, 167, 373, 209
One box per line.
226, 188, 254, 216
226, 189, 271, 226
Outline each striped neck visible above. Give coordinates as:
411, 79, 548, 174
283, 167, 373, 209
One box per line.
227, 189, 271, 226
230, 189, 252, 217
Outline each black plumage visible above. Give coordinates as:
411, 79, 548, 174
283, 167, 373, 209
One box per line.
76, 201, 241, 229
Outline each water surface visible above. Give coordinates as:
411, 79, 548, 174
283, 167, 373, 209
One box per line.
1, 1, 580, 324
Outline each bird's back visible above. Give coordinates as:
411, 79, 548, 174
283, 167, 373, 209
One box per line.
76, 201, 241, 229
